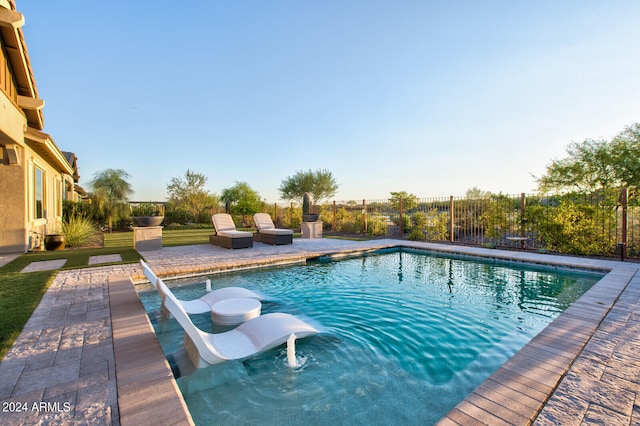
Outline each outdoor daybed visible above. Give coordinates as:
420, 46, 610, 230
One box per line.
211, 213, 254, 249
253, 213, 294, 245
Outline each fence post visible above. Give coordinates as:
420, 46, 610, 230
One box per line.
362, 199, 367, 234
399, 198, 403, 239
519, 193, 526, 248
273, 203, 277, 222
332, 201, 337, 232
621, 187, 628, 260
449, 196, 454, 242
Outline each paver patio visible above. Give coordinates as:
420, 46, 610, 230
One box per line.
0, 239, 638, 425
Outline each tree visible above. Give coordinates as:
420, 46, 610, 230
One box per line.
221, 182, 264, 226
89, 169, 133, 232
536, 123, 640, 195
166, 170, 218, 223
465, 187, 491, 199
278, 169, 339, 204
611, 123, 640, 193
389, 191, 418, 211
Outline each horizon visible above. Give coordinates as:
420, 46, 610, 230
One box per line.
17, 0, 640, 203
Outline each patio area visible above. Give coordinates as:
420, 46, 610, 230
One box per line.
0, 238, 638, 425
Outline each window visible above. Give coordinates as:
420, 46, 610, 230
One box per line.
34, 166, 44, 219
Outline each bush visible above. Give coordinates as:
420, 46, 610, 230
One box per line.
62, 215, 99, 247
367, 214, 387, 236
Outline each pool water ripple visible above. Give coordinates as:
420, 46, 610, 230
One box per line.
138, 250, 602, 425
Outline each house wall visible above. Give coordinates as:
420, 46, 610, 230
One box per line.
0, 141, 66, 253
0, 143, 26, 253
0, 1, 69, 253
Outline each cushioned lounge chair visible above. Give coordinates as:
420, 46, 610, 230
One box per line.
140, 259, 262, 315
253, 213, 294, 245
156, 277, 318, 367
210, 213, 254, 249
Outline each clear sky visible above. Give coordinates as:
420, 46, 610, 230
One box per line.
18, 0, 640, 203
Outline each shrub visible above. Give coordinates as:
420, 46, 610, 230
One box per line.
62, 214, 99, 247
367, 214, 387, 236
131, 202, 163, 217
281, 205, 302, 229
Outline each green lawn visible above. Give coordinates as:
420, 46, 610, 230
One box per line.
0, 228, 213, 361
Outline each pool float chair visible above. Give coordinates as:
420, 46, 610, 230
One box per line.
156, 277, 318, 367
140, 259, 262, 315
252, 213, 294, 245
210, 213, 254, 249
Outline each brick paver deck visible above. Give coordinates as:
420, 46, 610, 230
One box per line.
0, 239, 638, 425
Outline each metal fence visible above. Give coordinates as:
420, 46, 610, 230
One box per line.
292, 189, 638, 259
137, 188, 639, 259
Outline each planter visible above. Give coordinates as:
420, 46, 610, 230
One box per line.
44, 234, 66, 251
132, 216, 164, 227
302, 214, 320, 222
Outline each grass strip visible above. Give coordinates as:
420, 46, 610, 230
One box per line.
0, 270, 56, 360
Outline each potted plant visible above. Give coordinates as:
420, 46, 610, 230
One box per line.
131, 202, 165, 227
44, 234, 66, 251
302, 192, 320, 222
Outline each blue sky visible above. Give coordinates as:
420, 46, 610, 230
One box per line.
18, 1, 640, 203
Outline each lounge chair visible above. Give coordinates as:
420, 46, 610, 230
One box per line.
140, 259, 262, 315
156, 277, 319, 367
253, 213, 294, 245
210, 213, 254, 249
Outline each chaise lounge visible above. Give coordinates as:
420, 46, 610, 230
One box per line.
253, 213, 294, 245
210, 213, 254, 249
140, 259, 262, 315
156, 276, 319, 367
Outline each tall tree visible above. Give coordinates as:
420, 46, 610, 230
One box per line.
278, 169, 339, 204
611, 123, 640, 192
90, 169, 133, 232
537, 123, 640, 195
221, 182, 264, 226
166, 170, 218, 223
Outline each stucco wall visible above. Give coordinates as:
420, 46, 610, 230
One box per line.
0, 150, 27, 253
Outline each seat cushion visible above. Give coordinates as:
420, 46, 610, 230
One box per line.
212, 213, 237, 233
218, 230, 253, 239
253, 213, 275, 230
260, 228, 294, 235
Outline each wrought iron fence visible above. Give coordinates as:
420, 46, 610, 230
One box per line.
304, 189, 638, 259
139, 188, 639, 259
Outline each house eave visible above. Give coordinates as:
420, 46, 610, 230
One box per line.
24, 127, 73, 175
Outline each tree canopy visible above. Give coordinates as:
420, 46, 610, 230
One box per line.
89, 168, 133, 231
536, 123, 640, 195
389, 191, 418, 210
221, 182, 264, 226
166, 170, 218, 223
278, 169, 338, 203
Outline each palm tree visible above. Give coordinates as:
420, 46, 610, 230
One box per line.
90, 169, 133, 232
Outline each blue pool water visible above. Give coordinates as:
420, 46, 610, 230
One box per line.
137, 249, 603, 425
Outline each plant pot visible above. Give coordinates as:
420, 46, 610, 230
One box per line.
131, 216, 164, 227
44, 234, 66, 251
302, 214, 320, 222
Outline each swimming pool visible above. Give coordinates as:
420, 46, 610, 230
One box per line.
137, 249, 603, 425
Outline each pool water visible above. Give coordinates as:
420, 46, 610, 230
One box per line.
137, 249, 603, 425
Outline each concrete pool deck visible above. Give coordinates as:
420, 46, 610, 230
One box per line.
0, 238, 638, 425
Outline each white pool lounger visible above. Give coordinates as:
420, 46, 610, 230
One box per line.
156, 277, 319, 367
140, 259, 263, 315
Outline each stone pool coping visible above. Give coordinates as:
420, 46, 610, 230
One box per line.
1, 238, 637, 424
